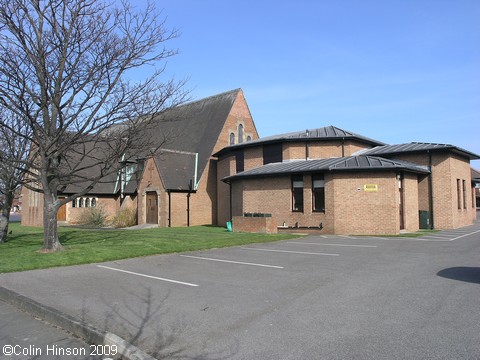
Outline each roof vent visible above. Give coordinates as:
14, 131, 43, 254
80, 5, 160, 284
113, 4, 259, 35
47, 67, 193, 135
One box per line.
306, 129, 310, 137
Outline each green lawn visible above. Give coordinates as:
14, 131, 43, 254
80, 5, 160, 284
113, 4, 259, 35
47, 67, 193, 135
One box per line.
0, 223, 299, 273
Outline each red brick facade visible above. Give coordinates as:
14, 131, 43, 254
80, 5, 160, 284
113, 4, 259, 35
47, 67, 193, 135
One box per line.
20, 89, 478, 235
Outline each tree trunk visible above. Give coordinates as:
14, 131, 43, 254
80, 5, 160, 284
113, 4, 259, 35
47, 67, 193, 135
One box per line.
41, 193, 63, 252
0, 192, 13, 243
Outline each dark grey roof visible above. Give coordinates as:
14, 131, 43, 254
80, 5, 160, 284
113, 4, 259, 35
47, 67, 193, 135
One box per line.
360, 142, 480, 160
223, 155, 429, 182
60, 139, 121, 195
60, 89, 241, 195
146, 89, 240, 179
155, 149, 197, 191
215, 125, 385, 156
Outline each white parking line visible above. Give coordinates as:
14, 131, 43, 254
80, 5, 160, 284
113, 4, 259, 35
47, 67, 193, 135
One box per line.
241, 247, 339, 256
380, 237, 451, 242
449, 229, 480, 241
97, 265, 199, 287
179, 255, 284, 269
287, 242, 377, 248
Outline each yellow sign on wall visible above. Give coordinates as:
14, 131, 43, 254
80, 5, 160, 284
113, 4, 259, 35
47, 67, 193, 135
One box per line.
364, 184, 378, 192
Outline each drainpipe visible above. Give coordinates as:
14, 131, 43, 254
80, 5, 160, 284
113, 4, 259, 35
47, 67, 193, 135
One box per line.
187, 179, 192, 227
167, 190, 171, 227
229, 182, 233, 222
187, 192, 191, 227
193, 153, 199, 190
428, 151, 435, 229
341, 137, 345, 157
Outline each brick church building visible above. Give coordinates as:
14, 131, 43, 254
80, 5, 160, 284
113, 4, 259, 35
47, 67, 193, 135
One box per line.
22, 89, 479, 235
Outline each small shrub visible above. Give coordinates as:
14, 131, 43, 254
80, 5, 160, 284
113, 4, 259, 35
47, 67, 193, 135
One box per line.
77, 207, 107, 227
111, 207, 137, 228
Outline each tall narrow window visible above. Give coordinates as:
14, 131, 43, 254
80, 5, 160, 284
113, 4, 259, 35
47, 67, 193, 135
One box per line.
78, 198, 84, 208
462, 180, 467, 209
457, 179, 462, 209
312, 174, 325, 212
292, 175, 304, 212
91, 198, 97, 208
85, 198, 90, 207
234, 150, 244, 173
229, 132, 235, 145
238, 124, 244, 144
72, 200, 76, 208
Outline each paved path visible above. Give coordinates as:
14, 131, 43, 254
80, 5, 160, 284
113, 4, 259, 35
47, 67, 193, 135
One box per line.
1, 220, 480, 359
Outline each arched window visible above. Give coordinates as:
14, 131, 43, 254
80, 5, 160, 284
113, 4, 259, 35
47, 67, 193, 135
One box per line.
246, 135, 252, 142
78, 198, 83, 208
91, 198, 97, 208
238, 124, 244, 144
85, 198, 90, 207
229, 132, 235, 145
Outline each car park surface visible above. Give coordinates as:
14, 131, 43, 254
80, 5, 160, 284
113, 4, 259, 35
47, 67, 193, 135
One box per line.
1, 222, 480, 359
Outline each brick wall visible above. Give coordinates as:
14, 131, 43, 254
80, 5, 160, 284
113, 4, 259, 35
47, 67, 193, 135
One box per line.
308, 142, 343, 159
394, 152, 475, 229
330, 172, 400, 235
231, 175, 327, 232
283, 143, 306, 160
21, 187, 44, 227
229, 171, 418, 235
403, 173, 420, 232
213, 90, 259, 152
67, 196, 120, 224
232, 215, 277, 234
137, 157, 164, 225
217, 155, 235, 226
244, 147, 264, 170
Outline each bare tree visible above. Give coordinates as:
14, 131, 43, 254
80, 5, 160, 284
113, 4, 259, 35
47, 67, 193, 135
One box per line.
0, 0, 187, 251
0, 109, 30, 243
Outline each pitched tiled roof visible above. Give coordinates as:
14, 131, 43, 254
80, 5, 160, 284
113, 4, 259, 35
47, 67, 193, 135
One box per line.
359, 142, 480, 160
146, 89, 240, 178
155, 149, 197, 191
60, 89, 241, 195
214, 125, 385, 157
223, 155, 429, 182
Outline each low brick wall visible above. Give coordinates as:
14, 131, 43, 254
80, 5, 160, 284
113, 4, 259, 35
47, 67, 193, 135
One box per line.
232, 215, 277, 234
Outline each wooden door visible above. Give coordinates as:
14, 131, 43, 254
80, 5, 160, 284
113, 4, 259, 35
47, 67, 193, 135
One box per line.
146, 192, 158, 224
57, 200, 67, 221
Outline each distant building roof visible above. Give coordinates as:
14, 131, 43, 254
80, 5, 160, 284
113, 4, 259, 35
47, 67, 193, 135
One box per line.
223, 155, 429, 182
472, 168, 480, 183
214, 125, 385, 157
359, 142, 480, 160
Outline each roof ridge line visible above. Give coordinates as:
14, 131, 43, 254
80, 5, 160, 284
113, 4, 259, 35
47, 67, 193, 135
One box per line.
177, 88, 241, 108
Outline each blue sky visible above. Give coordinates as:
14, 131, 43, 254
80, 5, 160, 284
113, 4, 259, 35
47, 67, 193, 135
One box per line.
154, 1, 479, 166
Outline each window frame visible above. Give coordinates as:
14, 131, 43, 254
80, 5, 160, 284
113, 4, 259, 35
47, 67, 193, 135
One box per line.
292, 174, 304, 213
312, 174, 325, 213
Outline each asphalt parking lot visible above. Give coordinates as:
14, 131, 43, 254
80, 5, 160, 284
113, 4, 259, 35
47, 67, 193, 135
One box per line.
1, 222, 480, 360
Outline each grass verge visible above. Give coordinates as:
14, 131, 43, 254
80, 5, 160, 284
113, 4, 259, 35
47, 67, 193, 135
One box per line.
0, 223, 300, 273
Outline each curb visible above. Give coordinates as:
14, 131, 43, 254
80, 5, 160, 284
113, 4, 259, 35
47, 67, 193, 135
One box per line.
0, 286, 157, 360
